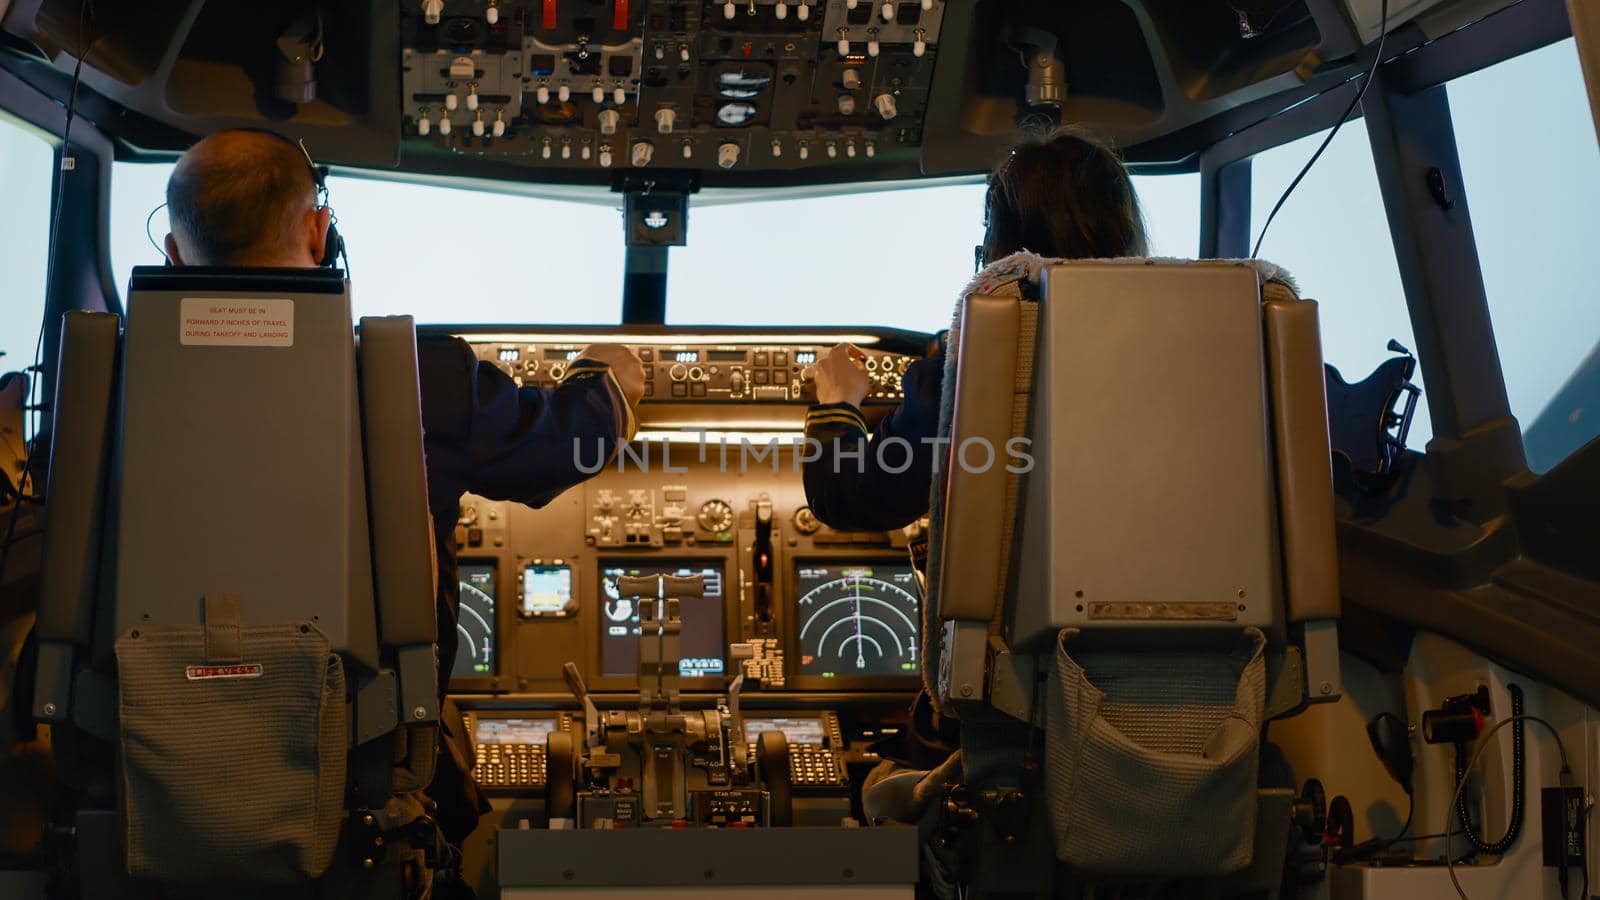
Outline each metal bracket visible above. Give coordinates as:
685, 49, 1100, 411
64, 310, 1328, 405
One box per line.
937, 619, 989, 709
1302, 619, 1342, 704
395, 643, 439, 725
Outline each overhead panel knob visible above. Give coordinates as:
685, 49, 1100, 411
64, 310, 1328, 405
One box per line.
796, 1, 810, 20
631, 141, 654, 167
472, 113, 485, 136
682, 139, 694, 159
837, 94, 856, 115
599, 145, 613, 167
417, 114, 432, 136
846, 0, 858, 9
724, 1, 737, 18
874, 92, 897, 120
775, 2, 787, 18
913, 29, 927, 57
598, 108, 620, 135
655, 107, 676, 134
866, 38, 880, 57
558, 84, 571, 102
438, 115, 452, 135
921, 0, 932, 8
492, 112, 506, 137
592, 83, 606, 103
865, 140, 876, 157
445, 93, 459, 111
798, 142, 809, 160
881, 2, 894, 20
542, 138, 553, 159
486, 3, 499, 24
614, 86, 627, 105
423, 0, 444, 25
536, 84, 551, 104
771, 138, 783, 157
717, 142, 740, 169
842, 68, 861, 90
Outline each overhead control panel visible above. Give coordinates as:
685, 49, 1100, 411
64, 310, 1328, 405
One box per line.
400, 0, 946, 170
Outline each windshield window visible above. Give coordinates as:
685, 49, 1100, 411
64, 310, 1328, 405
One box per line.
1251, 119, 1432, 448
111, 163, 625, 324
0, 115, 52, 381
1450, 38, 1600, 473
666, 174, 1200, 332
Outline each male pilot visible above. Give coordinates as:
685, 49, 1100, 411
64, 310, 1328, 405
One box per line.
162, 128, 645, 841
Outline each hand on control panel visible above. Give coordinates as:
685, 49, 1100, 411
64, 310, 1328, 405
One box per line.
814, 343, 873, 408
575, 343, 647, 408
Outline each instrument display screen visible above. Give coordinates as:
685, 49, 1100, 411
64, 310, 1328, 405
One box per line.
474, 717, 557, 745
794, 562, 921, 679
522, 563, 574, 617
599, 562, 726, 678
453, 561, 497, 678
743, 715, 826, 745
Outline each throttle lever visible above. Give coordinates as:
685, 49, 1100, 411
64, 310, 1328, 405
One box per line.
563, 661, 601, 748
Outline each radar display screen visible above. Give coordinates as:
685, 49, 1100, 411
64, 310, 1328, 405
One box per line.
795, 562, 921, 679
522, 563, 574, 617
600, 562, 726, 678
474, 717, 557, 745
453, 561, 496, 678
743, 716, 826, 745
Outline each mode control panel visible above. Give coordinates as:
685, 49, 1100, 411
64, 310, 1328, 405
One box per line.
467, 339, 917, 404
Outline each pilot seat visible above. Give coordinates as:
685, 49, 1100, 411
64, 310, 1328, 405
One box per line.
867, 258, 1343, 898
30, 266, 450, 898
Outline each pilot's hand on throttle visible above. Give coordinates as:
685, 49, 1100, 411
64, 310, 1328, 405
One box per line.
576, 343, 646, 408
814, 343, 872, 408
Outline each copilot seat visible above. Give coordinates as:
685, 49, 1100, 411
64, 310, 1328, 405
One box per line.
869, 259, 1343, 896
31, 266, 442, 898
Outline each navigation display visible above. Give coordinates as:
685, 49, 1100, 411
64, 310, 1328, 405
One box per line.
743, 716, 826, 745
795, 562, 921, 679
522, 563, 574, 617
600, 562, 726, 678
474, 717, 558, 745
453, 561, 497, 678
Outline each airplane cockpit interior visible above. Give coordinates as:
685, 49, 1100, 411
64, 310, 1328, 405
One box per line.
0, 0, 1597, 898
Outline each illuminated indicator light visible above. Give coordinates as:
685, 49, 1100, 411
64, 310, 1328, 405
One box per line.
542, 0, 557, 29
613, 0, 629, 30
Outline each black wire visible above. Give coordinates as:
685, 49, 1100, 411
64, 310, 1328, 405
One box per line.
0, 0, 94, 585
1251, 0, 1391, 259
145, 202, 171, 262
1454, 684, 1526, 856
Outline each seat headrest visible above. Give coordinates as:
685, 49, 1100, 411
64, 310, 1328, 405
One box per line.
128, 265, 345, 296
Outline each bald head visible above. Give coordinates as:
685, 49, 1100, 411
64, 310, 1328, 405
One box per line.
165, 129, 330, 268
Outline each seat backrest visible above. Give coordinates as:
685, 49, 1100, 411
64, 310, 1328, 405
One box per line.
932, 259, 1339, 702
32, 266, 439, 891
113, 268, 380, 661
925, 259, 1341, 880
